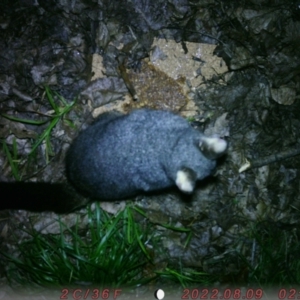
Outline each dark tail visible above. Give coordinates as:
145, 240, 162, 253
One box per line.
0, 182, 89, 213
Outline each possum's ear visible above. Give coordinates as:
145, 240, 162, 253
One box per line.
175, 167, 197, 193
199, 137, 227, 159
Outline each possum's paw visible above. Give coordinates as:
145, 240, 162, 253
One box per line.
200, 137, 227, 159
175, 169, 196, 193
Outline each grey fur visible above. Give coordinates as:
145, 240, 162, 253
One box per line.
66, 109, 226, 200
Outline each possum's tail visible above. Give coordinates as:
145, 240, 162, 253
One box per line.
0, 182, 88, 213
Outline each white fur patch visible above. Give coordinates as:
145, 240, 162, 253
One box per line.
175, 170, 194, 193
201, 137, 227, 154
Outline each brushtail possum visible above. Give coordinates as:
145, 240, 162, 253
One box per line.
0, 109, 227, 213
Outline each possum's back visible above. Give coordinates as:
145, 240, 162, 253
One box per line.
66, 109, 216, 200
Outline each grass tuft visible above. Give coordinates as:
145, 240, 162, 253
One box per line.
1, 204, 155, 288
1, 86, 76, 163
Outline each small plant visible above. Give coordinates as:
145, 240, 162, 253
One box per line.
2, 138, 21, 181
1, 86, 76, 162
1, 204, 155, 288
203, 221, 300, 286
246, 222, 300, 285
